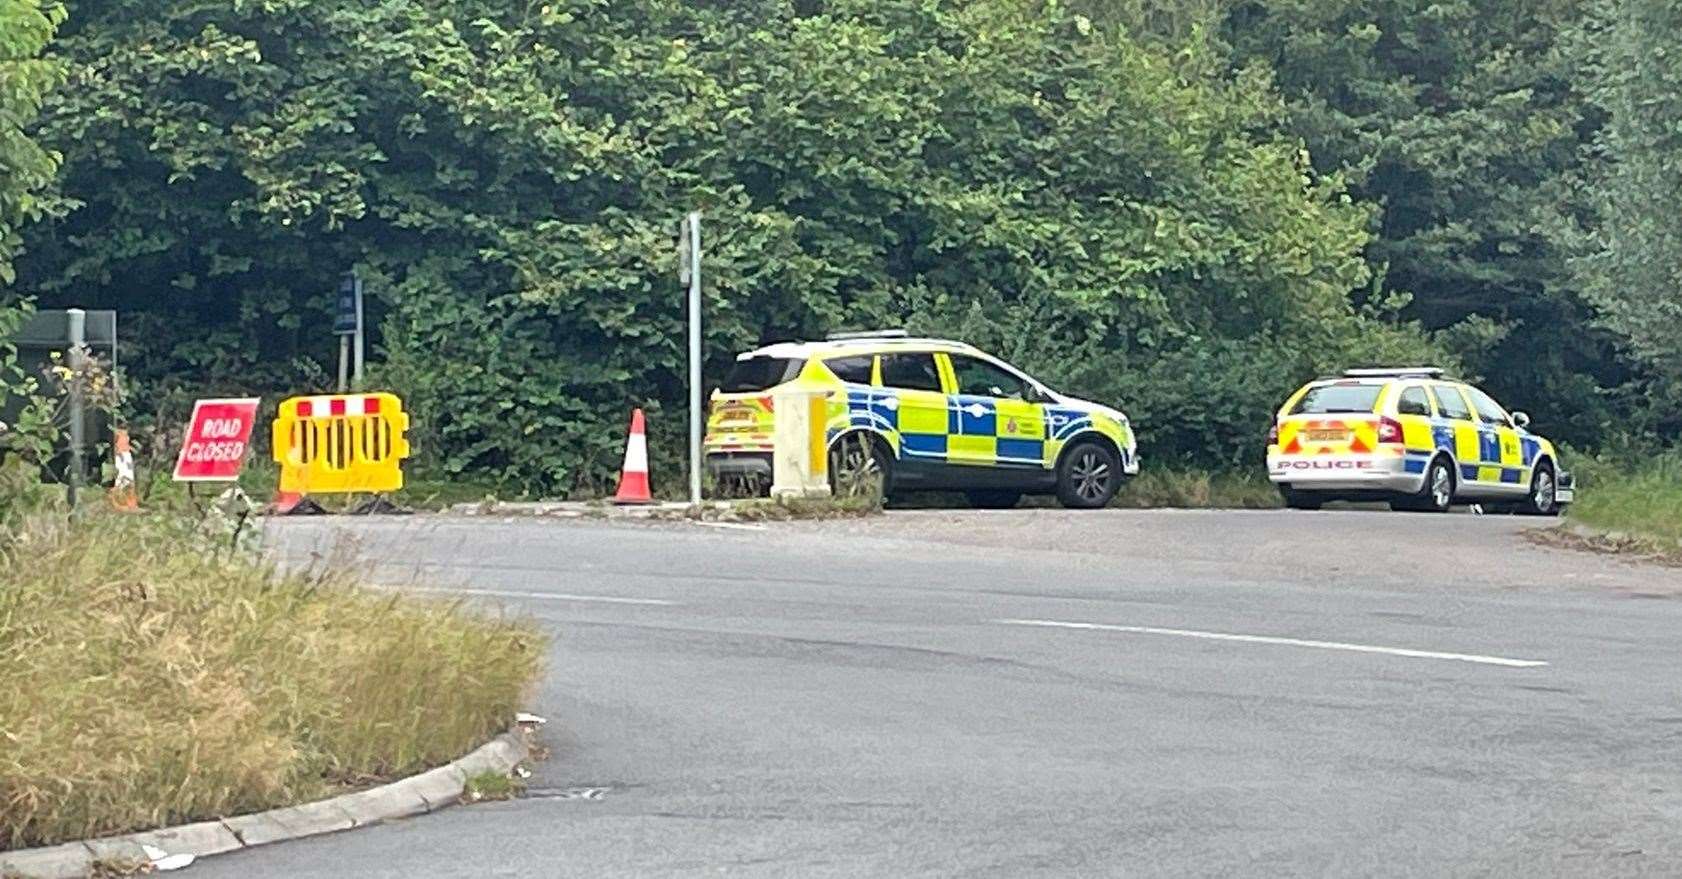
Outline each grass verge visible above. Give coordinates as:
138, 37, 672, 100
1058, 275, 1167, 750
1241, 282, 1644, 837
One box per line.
0, 510, 544, 851
1111, 467, 1282, 509
1539, 451, 1682, 563
1567, 453, 1682, 544
137, 461, 519, 515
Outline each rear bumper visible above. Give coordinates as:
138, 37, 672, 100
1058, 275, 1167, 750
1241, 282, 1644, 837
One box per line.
1267, 453, 1423, 494
706, 452, 773, 480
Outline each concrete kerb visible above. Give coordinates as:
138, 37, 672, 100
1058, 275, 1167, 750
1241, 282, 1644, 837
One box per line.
0, 728, 534, 879
446, 500, 695, 519
444, 500, 849, 524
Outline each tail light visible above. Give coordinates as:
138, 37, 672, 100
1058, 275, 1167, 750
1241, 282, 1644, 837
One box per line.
1267, 423, 1280, 445
1377, 416, 1404, 445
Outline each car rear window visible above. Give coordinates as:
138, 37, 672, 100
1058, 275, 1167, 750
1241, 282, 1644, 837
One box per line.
824, 355, 875, 385
1397, 386, 1433, 417
1291, 383, 1384, 415
1432, 384, 1473, 420
720, 357, 804, 393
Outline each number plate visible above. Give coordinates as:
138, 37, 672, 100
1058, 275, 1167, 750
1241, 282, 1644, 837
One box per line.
718, 407, 756, 423
1306, 429, 1347, 442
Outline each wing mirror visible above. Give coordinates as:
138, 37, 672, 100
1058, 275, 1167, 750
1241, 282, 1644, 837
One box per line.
1512, 411, 1531, 429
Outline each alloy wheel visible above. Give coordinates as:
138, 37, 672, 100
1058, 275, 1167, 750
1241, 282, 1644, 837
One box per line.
831, 438, 884, 498
1431, 464, 1452, 509
1071, 450, 1112, 503
1533, 470, 1556, 513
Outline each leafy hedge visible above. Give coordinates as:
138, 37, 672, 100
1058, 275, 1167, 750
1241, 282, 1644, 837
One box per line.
20, 0, 1443, 493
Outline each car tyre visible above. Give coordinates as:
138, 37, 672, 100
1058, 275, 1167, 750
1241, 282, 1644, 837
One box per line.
829, 433, 894, 502
1056, 441, 1122, 510
1281, 489, 1323, 511
1393, 457, 1454, 513
1520, 463, 1560, 517
965, 490, 1023, 510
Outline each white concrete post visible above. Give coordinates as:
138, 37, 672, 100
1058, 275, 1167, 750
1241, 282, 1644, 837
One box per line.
770, 385, 832, 500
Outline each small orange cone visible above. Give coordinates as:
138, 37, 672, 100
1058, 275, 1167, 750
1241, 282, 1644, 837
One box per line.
107, 430, 140, 511
613, 408, 654, 505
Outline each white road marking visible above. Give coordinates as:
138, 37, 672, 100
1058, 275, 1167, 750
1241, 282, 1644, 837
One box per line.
383, 586, 676, 606
692, 521, 769, 532
995, 618, 1548, 668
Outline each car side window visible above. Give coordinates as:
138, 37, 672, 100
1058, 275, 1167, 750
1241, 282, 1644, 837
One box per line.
1397, 386, 1433, 417
824, 355, 875, 385
948, 354, 1029, 400
879, 352, 943, 393
1464, 386, 1511, 426
1431, 384, 1473, 420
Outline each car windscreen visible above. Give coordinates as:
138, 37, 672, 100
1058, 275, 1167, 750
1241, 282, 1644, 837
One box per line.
720, 356, 805, 393
1290, 383, 1384, 415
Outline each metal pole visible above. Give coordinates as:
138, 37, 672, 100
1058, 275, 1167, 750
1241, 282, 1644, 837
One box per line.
65, 308, 86, 509
687, 211, 703, 507
337, 336, 350, 393
352, 275, 366, 391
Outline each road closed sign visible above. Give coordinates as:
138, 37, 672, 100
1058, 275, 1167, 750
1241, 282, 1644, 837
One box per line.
174, 397, 261, 482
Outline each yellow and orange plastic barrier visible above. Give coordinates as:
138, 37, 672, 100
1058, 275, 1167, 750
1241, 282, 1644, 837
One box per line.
272, 393, 410, 496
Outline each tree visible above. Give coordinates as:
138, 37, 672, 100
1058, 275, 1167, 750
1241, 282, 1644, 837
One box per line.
1577, 0, 1682, 414
0, 0, 63, 473
0, 0, 63, 285
1222, 0, 1625, 444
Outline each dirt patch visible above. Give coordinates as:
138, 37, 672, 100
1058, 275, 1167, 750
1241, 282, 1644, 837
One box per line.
1525, 526, 1682, 569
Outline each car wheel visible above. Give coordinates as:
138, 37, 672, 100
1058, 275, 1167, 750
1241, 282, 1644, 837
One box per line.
1281, 489, 1323, 511
829, 434, 893, 501
1522, 463, 1560, 517
1056, 441, 1122, 509
1397, 457, 1455, 513
965, 490, 1022, 510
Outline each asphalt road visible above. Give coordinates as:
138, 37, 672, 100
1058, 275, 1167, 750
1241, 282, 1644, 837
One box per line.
196, 509, 1682, 878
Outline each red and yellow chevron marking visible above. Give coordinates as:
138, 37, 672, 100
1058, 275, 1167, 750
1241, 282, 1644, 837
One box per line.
1275, 417, 1397, 458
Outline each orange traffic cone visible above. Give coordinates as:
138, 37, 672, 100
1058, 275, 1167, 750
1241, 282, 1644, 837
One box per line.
268, 490, 327, 516
613, 409, 654, 505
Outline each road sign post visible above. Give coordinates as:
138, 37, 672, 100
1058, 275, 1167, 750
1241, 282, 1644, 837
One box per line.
333, 273, 364, 393
65, 309, 86, 508
681, 212, 703, 507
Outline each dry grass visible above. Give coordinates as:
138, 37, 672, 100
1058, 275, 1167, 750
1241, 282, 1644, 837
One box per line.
0, 510, 543, 851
